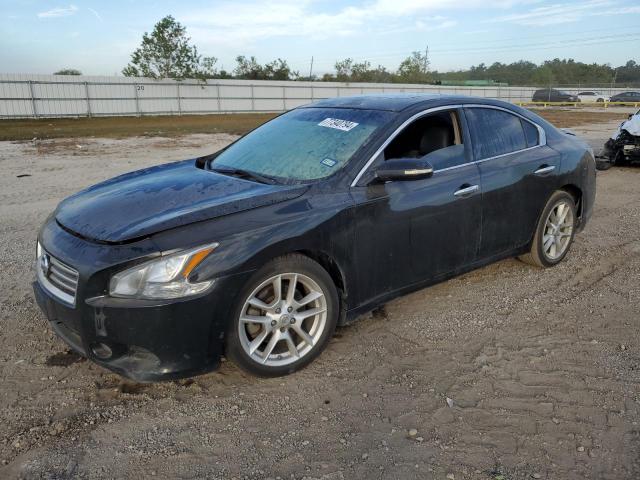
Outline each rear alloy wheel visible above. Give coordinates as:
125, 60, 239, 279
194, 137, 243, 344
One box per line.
226, 255, 338, 377
519, 191, 577, 268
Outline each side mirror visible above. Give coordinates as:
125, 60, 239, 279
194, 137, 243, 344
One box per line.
374, 157, 434, 182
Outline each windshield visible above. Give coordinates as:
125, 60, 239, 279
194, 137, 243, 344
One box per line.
210, 108, 394, 183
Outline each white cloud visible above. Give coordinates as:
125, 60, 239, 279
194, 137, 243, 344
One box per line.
180, 0, 506, 49
589, 5, 640, 16
486, 0, 631, 26
37, 4, 78, 19
88, 7, 103, 22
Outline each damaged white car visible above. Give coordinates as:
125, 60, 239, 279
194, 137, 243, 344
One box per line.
598, 109, 640, 169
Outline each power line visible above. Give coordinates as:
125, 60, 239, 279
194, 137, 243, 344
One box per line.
300, 33, 639, 71
282, 25, 640, 64
430, 33, 640, 55
313, 33, 639, 64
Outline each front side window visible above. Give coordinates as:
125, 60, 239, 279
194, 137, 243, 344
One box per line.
210, 107, 394, 183
383, 110, 466, 171
465, 108, 527, 160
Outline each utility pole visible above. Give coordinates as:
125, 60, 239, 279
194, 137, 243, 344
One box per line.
424, 46, 430, 72
309, 56, 314, 80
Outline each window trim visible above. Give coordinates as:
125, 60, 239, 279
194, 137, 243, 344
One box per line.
463, 104, 546, 162
351, 105, 462, 186
351, 103, 546, 186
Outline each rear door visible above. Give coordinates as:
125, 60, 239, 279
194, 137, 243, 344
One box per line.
464, 105, 560, 259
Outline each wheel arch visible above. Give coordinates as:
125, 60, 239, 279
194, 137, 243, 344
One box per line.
559, 184, 583, 219
525, 184, 583, 251
296, 249, 348, 325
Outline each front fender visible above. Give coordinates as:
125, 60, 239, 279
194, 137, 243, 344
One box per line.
151, 190, 356, 294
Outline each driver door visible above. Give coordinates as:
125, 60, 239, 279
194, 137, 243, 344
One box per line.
349, 108, 482, 306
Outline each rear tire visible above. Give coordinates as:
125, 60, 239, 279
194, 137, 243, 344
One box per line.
225, 254, 339, 377
519, 191, 577, 268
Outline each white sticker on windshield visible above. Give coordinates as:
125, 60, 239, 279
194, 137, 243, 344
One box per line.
318, 118, 359, 132
321, 158, 337, 167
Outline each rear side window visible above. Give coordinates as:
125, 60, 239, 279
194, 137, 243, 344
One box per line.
465, 108, 527, 160
521, 119, 539, 148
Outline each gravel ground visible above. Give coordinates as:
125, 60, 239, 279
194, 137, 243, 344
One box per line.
0, 119, 639, 480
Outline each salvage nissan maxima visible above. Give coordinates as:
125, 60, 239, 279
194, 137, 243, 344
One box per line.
34, 95, 596, 381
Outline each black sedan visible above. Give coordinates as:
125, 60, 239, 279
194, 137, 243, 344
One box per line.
610, 91, 640, 104
34, 95, 596, 380
531, 88, 580, 103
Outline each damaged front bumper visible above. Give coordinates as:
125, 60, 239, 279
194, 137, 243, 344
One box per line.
33, 280, 228, 381
601, 115, 640, 165
32, 217, 250, 382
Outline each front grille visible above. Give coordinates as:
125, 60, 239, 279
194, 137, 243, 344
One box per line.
37, 245, 79, 306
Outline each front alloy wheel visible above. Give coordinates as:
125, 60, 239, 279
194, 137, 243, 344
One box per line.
239, 273, 327, 367
226, 255, 338, 377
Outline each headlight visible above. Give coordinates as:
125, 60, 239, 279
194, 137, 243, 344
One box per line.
109, 243, 218, 300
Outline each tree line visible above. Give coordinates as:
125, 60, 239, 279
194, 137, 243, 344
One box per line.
55, 16, 640, 86
436, 59, 640, 87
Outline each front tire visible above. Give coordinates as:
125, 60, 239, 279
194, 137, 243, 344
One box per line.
612, 149, 628, 166
225, 254, 339, 377
519, 191, 577, 268
595, 158, 612, 170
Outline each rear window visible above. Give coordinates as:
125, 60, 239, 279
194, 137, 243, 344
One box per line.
465, 108, 527, 160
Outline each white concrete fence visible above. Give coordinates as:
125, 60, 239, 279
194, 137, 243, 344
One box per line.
0, 73, 633, 119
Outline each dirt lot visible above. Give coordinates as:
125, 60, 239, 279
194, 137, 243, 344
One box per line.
0, 107, 633, 141
0, 114, 639, 479
0, 114, 277, 141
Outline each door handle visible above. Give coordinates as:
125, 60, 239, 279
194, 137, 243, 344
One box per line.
534, 165, 556, 175
454, 184, 479, 197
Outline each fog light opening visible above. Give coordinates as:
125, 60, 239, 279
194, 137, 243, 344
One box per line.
91, 342, 113, 360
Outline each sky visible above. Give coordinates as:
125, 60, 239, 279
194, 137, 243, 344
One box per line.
1, 0, 639, 76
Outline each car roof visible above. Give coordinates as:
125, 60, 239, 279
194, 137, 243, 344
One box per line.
303, 93, 506, 112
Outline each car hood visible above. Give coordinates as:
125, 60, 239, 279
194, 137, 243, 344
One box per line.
610, 113, 640, 140
55, 160, 308, 243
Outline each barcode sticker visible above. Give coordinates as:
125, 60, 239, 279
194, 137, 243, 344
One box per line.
318, 118, 359, 132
